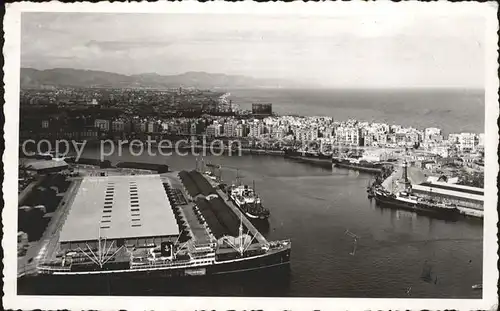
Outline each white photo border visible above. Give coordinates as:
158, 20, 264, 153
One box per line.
2, 1, 498, 310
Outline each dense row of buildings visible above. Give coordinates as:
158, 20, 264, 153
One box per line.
21, 87, 232, 117
24, 111, 484, 156
20, 87, 484, 161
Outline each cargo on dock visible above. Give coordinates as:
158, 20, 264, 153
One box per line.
116, 162, 169, 173
66, 157, 112, 168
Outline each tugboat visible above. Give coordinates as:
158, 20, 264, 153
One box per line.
229, 172, 270, 220
471, 284, 482, 290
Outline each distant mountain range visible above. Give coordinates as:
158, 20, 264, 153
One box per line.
20, 68, 296, 89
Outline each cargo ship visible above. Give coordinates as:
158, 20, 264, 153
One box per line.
36, 229, 290, 278
202, 162, 270, 220
283, 148, 332, 168
23, 170, 290, 281
373, 187, 460, 218
373, 163, 459, 218
331, 156, 385, 174
229, 184, 270, 220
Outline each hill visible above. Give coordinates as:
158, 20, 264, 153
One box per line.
20, 68, 291, 89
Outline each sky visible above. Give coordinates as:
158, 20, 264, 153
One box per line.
21, 13, 485, 89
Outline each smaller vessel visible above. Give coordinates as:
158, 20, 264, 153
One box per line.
471, 284, 482, 290
229, 184, 270, 220
229, 175, 270, 220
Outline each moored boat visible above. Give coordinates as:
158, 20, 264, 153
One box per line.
229, 184, 270, 220
373, 162, 460, 219
373, 188, 459, 218
332, 157, 384, 174
471, 284, 482, 290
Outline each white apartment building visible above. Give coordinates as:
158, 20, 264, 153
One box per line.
223, 121, 237, 137
448, 133, 461, 144
377, 133, 387, 146
147, 121, 156, 133
458, 133, 477, 152
248, 122, 264, 138
235, 124, 245, 137
424, 127, 443, 142
190, 122, 197, 136
95, 119, 110, 132
205, 124, 221, 138
478, 133, 485, 147
335, 127, 361, 146
112, 120, 125, 132
432, 146, 450, 158
294, 127, 318, 142
363, 133, 375, 147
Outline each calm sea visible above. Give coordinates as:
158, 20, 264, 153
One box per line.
228, 88, 485, 135
18, 149, 484, 298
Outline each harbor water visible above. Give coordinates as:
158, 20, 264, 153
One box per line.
18, 148, 483, 298
229, 88, 484, 135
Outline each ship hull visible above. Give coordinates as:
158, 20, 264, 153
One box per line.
374, 193, 459, 219
22, 246, 290, 281
332, 158, 383, 174
18, 248, 291, 295
283, 154, 333, 168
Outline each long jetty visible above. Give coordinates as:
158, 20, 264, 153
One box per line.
213, 186, 268, 246
177, 170, 268, 245
200, 172, 267, 245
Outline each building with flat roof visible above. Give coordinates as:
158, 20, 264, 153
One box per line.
411, 181, 484, 211
59, 174, 179, 249
21, 159, 69, 174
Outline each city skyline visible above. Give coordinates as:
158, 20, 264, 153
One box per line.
22, 13, 485, 89
7, 2, 496, 308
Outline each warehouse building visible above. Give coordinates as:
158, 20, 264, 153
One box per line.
59, 174, 179, 250
411, 181, 484, 211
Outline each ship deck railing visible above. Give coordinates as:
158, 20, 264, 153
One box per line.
130, 258, 213, 269
37, 265, 72, 273
268, 239, 291, 250
190, 252, 216, 259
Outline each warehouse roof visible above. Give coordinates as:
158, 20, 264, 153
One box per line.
59, 174, 179, 243
412, 183, 484, 202
21, 159, 69, 172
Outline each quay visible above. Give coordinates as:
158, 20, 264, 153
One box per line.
284, 155, 332, 168
19, 164, 289, 280
177, 169, 268, 246
203, 173, 268, 246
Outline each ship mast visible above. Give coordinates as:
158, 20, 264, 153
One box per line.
252, 180, 256, 210
76, 227, 123, 269
403, 160, 408, 184
236, 169, 241, 186
223, 211, 258, 256
239, 211, 243, 254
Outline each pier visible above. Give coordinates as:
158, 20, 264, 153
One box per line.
200, 173, 268, 246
